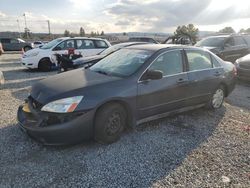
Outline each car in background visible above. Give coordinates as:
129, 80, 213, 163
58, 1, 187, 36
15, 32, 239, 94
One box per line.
163, 35, 194, 45
0, 42, 3, 55
0, 38, 33, 52
235, 54, 250, 81
17, 45, 236, 145
70, 42, 148, 70
195, 34, 250, 62
128, 37, 159, 44
33, 41, 44, 48
21, 37, 111, 71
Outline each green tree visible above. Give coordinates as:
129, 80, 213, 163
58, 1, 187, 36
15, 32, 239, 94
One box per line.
100, 31, 104, 35
64, 30, 70, 37
174, 24, 199, 43
79, 27, 85, 36
219, 27, 235, 34
239, 28, 245, 33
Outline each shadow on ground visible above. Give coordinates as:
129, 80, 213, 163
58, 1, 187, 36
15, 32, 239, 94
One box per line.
0, 107, 226, 187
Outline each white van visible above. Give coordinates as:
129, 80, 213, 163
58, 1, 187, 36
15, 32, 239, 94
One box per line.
21, 37, 111, 71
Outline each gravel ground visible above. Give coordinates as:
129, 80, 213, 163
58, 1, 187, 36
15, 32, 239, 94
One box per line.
0, 54, 249, 188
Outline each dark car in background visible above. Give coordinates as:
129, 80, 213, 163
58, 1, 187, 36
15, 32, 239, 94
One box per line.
17, 45, 236, 145
0, 38, 33, 52
128, 37, 159, 44
235, 54, 250, 81
196, 34, 250, 62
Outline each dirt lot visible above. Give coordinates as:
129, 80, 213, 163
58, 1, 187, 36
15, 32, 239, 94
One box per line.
0, 54, 249, 188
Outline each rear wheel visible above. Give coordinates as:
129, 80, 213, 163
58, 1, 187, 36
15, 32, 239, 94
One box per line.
207, 86, 225, 109
38, 58, 52, 72
94, 103, 127, 144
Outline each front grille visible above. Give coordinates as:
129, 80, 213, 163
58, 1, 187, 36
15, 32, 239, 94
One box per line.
28, 96, 43, 110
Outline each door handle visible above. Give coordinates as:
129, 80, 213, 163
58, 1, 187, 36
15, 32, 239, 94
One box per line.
177, 78, 188, 84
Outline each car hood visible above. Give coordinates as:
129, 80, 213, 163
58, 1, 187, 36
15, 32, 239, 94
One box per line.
23, 48, 41, 56
31, 68, 120, 104
73, 55, 105, 65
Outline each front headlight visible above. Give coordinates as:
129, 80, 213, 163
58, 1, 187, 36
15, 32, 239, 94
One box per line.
41, 96, 83, 113
26, 51, 39, 57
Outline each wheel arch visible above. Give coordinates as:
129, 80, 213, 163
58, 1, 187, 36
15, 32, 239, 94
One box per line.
94, 99, 134, 128
219, 82, 229, 97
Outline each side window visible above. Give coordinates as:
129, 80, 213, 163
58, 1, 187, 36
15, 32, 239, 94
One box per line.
224, 37, 235, 47
149, 50, 183, 76
186, 50, 212, 71
76, 40, 95, 49
1, 39, 10, 43
10, 39, 19, 43
234, 36, 246, 46
94, 40, 108, 48
211, 54, 222, 68
56, 40, 75, 50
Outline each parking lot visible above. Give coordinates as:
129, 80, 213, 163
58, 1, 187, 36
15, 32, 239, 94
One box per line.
0, 53, 249, 187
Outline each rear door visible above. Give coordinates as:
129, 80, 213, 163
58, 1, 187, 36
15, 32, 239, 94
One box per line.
137, 49, 190, 119
184, 49, 223, 106
75, 39, 103, 57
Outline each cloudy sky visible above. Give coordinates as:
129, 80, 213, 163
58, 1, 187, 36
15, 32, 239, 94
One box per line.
0, 0, 250, 34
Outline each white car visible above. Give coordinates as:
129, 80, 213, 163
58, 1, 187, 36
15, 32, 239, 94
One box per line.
21, 37, 111, 71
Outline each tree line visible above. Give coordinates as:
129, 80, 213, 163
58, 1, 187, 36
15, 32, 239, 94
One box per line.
64, 27, 105, 37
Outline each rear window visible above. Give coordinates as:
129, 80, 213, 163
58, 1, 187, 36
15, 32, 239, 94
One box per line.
186, 50, 212, 71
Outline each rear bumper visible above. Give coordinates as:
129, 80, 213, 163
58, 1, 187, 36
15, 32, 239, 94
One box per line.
17, 105, 95, 145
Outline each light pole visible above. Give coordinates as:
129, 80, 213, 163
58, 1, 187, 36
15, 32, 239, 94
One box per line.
17, 19, 21, 38
23, 13, 28, 38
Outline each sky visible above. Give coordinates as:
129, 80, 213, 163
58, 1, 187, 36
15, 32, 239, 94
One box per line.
0, 0, 250, 34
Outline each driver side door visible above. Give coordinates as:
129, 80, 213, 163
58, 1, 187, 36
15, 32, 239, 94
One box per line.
137, 49, 190, 120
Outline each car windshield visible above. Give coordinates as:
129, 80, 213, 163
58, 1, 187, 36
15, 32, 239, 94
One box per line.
40, 38, 63, 49
90, 49, 153, 77
196, 37, 226, 47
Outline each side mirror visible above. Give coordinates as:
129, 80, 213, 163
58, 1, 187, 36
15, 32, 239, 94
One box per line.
53, 46, 62, 51
141, 70, 163, 81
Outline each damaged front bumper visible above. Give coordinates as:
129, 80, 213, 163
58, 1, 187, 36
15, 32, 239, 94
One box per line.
17, 102, 95, 145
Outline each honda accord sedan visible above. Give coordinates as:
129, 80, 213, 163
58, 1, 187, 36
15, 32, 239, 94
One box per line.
17, 44, 236, 145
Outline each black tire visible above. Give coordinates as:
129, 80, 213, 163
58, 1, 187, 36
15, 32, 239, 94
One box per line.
23, 46, 32, 52
38, 58, 52, 72
206, 85, 225, 109
94, 103, 127, 144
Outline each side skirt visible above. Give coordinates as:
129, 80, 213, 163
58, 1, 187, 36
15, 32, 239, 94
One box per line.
136, 104, 205, 125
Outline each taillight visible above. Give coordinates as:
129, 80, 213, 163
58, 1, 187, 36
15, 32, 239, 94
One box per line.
233, 65, 237, 76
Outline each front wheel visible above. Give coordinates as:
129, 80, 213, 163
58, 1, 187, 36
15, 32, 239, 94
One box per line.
94, 103, 127, 144
38, 58, 52, 72
207, 86, 225, 109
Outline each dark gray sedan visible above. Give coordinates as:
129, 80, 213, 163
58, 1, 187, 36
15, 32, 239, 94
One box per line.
17, 44, 236, 145
235, 54, 250, 81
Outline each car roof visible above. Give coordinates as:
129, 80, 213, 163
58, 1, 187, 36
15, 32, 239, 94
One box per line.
125, 44, 203, 51
58, 37, 107, 40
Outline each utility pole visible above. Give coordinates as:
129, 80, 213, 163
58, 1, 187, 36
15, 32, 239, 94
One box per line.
23, 13, 29, 39
17, 19, 21, 38
47, 20, 51, 39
